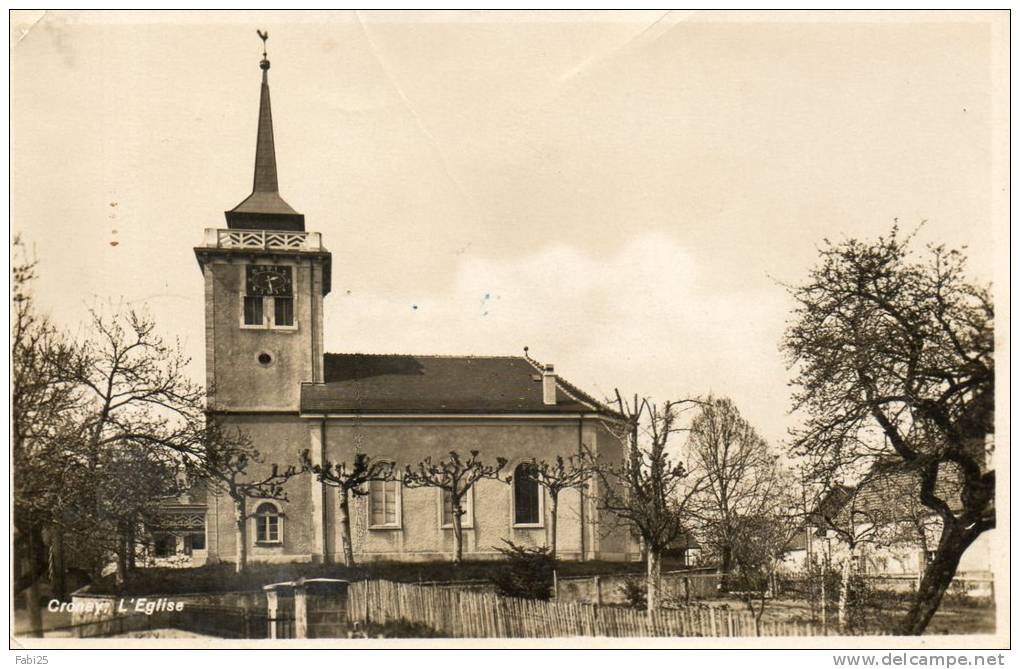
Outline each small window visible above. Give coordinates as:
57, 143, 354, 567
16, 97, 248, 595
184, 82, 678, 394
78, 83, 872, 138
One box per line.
188, 531, 206, 552
441, 488, 474, 529
153, 534, 175, 558
513, 463, 542, 526
255, 502, 282, 543
274, 297, 294, 326
243, 295, 264, 326
369, 478, 400, 529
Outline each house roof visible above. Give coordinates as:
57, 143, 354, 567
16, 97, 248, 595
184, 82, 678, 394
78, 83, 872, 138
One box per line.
849, 460, 966, 518
300, 353, 620, 417
783, 485, 853, 551
794, 460, 969, 542
807, 484, 855, 526
786, 530, 808, 551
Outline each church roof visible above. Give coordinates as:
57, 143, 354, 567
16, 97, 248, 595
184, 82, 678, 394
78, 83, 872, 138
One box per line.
300, 353, 620, 417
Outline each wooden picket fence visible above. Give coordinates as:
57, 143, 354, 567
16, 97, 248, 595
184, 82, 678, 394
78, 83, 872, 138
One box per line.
346, 580, 833, 638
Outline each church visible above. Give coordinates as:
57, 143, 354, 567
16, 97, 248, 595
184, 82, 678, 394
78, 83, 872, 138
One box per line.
163, 43, 637, 565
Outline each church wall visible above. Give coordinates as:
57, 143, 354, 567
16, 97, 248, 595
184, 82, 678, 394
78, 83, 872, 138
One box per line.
319, 419, 627, 562
202, 415, 636, 564
588, 421, 636, 559
206, 414, 319, 564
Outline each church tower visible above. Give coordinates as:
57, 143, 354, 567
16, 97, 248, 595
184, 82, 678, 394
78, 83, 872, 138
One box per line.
195, 36, 331, 411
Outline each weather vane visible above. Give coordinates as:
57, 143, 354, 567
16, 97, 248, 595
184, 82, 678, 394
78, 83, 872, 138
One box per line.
257, 29, 270, 70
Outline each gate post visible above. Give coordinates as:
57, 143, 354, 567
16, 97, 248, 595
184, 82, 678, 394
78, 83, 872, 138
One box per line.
265, 587, 280, 639
294, 579, 309, 639
303, 578, 350, 638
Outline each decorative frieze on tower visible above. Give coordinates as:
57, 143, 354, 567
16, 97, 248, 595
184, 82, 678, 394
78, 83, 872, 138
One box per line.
195, 32, 331, 411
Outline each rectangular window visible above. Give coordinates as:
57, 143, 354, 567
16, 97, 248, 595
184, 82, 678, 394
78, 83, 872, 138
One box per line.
257, 515, 280, 542
243, 295, 264, 325
188, 531, 206, 552
441, 488, 473, 528
369, 479, 400, 528
274, 296, 294, 326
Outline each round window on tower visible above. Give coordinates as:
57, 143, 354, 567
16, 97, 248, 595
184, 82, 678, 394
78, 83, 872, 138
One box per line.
257, 352, 273, 366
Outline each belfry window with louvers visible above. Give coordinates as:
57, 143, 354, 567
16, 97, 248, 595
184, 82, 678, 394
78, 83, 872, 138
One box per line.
244, 264, 294, 328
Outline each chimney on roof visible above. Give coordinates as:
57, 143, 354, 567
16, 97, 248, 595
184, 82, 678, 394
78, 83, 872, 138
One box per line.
542, 364, 557, 405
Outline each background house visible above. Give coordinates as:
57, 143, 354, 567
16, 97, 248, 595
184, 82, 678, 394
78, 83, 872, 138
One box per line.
781, 461, 994, 579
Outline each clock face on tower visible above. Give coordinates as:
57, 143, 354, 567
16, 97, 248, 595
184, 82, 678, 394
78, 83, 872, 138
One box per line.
246, 265, 293, 297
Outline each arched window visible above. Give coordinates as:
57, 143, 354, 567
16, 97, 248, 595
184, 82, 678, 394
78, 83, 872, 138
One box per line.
254, 502, 282, 543
513, 463, 542, 526
368, 466, 401, 529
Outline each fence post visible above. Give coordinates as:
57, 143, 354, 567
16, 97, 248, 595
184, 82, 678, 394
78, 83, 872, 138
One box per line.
553, 570, 559, 600
594, 576, 601, 606
820, 574, 827, 634
364, 579, 371, 625
265, 588, 279, 639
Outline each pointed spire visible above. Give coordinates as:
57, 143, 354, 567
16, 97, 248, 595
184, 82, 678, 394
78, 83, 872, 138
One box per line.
225, 30, 304, 231
253, 30, 278, 193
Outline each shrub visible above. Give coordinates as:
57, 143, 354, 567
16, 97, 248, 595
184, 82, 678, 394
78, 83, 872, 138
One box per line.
619, 578, 647, 609
844, 573, 879, 632
490, 540, 555, 600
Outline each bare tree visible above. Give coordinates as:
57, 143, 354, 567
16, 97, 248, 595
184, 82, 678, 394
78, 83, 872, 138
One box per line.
403, 450, 507, 565
301, 450, 395, 566
513, 455, 591, 560
783, 226, 994, 634
189, 422, 298, 573
58, 307, 210, 578
686, 396, 778, 575
704, 443, 798, 634
730, 502, 798, 635
588, 391, 703, 612
11, 238, 82, 634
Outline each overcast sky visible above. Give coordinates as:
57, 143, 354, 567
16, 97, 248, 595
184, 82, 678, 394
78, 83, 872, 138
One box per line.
11, 10, 1007, 446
